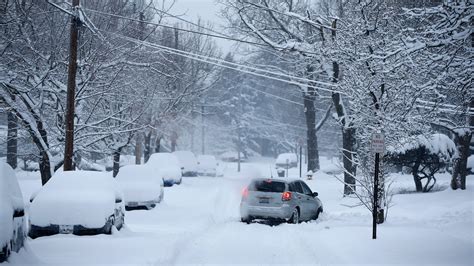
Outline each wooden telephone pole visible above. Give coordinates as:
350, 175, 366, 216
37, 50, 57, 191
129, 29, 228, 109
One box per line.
63, 0, 80, 171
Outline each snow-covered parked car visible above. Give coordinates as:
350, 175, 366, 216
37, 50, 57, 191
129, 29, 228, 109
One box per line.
146, 153, 182, 186
275, 153, 298, 169
28, 171, 125, 239
173, 151, 198, 177
0, 162, 26, 262
197, 155, 219, 177
116, 164, 164, 210
220, 151, 246, 162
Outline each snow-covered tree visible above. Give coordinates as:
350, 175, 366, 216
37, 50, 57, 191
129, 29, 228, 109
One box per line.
403, 0, 473, 190
221, 0, 335, 172
387, 134, 457, 192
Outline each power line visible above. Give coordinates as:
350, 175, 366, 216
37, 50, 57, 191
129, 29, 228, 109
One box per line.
100, 29, 343, 95
83, 7, 320, 56
83, 10, 331, 87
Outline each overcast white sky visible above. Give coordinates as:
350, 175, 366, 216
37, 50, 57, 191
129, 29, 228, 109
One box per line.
166, 0, 234, 52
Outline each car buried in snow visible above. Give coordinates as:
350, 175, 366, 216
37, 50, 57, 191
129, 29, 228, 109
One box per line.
0, 162, 26, 262
28, 171, 125, 239
146, 153, 182, 186
240, 178, 323, 224
173, 151, 199, 177
196, 155, 219, 177
116, 164, 164, 210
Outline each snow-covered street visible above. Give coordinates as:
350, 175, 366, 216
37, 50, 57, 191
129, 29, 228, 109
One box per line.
5, 159, 473, 265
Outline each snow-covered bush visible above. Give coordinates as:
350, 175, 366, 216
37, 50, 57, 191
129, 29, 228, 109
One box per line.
387, 134, 457, 192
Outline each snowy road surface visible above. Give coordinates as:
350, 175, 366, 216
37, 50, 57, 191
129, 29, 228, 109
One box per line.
5, 159, 474, 265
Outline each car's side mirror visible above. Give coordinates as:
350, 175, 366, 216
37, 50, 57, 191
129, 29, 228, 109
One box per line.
312, 192, 319, 197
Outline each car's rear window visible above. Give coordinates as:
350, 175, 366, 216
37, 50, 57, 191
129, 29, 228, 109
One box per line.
250, 180, 286, 192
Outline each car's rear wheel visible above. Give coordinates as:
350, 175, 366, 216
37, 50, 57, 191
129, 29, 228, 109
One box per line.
289, 208, 299, 224
315, 207, 323, 220
0, 244, 9, 262
241, 217, 252, 224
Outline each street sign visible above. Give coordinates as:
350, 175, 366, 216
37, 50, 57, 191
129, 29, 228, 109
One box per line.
371, 133, 385, 154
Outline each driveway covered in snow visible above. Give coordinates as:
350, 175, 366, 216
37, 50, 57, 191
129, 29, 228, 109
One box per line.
6, 160, 474, 265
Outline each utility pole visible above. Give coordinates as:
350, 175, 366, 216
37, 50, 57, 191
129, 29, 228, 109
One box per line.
237, 125, 241, 172
237, 86, 243, 172
201, 105, 205, 155
63, 0, 80, 171
299, 144, 303, 177
191, 104, 195, 153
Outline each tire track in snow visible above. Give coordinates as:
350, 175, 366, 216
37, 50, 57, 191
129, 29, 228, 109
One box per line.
154, 179, 239, 265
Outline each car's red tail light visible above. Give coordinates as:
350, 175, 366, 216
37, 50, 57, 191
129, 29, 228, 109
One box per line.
242, 187, 249, 198
282, 191, 292, 201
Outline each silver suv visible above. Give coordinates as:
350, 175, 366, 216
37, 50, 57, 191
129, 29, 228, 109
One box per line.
240, 178, 323, 224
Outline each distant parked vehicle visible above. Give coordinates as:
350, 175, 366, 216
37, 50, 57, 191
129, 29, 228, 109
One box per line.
116, 165, 164, 211
275, 153, 298, 169
29, 171, 125, 239
0, 162, 26, 262
146, 153, 182, 186
220, 151, 246, 162
240, 178, 323, 224
173, 151, 198, 177
197, 155, 220, 177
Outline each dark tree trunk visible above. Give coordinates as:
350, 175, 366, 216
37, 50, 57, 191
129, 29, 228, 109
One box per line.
155, 136, 161, 153
413, 160, 423, 192
304, 92, 319, 172
330, 21, 356, 195
112, 147, 122, 178
451, 132, 472, 190
342, 127, 357, 195
332, 78, 357, 195
135, 134, 142, 165
171, 131, 178, 152
3, 86, 53, 184
39, 151, 52, 186
144, 131, 152, 163
6, 110, 18, 169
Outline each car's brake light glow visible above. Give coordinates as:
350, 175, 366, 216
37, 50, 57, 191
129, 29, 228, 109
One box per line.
242, 187, 249, 198
282, 191, 292, 201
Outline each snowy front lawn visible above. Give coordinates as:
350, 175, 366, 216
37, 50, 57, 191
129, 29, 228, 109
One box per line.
4, 159, 473, 265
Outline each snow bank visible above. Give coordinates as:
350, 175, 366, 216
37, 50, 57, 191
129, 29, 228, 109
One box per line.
275, 153, 297, 166
116, 165, 163, 203
29, 171, 120, 228
319, 157, 343, 174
